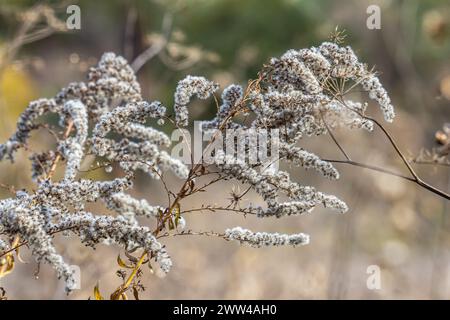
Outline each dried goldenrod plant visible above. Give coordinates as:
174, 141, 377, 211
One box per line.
1, 38, 449, 299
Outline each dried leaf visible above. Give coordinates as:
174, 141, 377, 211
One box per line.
0, 255, 15, 278
132, 286, 140, 300
117, 254, 133, 269
188, 180, 195, 193
93, 283, 104, 300
172, 203, 181, 228
168, 218, 175, 230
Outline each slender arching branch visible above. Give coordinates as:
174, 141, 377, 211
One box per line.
328, 94, 450, 201
322, 159, 414, 181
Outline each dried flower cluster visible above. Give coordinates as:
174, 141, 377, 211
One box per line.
0, 41, 395, 296
224, 227, 309, 247
0, 53, 184, 292
195, 42, 395, 220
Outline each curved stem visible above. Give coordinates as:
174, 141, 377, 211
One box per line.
330, 95, 450, 201
415, 179, 450, 201
324, 159, 414, 181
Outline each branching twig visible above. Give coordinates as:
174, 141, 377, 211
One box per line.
131, 12, 173, 73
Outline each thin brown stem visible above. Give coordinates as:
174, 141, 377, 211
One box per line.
326, 92, 450, 201
181, 206, 256, 216
157, 230, 225, 240
323, 159, 414, 181
411, 159, 450, 167
131, 12, 173, 73
320, 111, 351, 161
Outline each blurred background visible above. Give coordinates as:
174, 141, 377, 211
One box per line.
1, 0, 450, 299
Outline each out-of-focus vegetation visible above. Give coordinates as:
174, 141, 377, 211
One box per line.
1, 0, 450, 299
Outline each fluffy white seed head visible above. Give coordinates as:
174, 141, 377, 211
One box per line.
224, 227, 310, 247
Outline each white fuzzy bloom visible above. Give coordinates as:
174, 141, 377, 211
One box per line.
255, 201, 315, 218
280, 145, 339, 179
0, 99, 60, 162
215, 151, 347, 217
0, 52, 145, 163
58, 52, 143, 121
361, 77, 395, 122
296, 47, 331, 74
0, 197, 75, 293
215, 150, 347, 217
224, 227, 310, 247
270, 50, 322, 94
217, 84, 243, 120
35, 177, 132, 212
91, 100, 187, 179
29, 151, 56, 181
317, 42, 394, 122
201, 84, 243, 131
107, 192, 163, 224
174, 75, 219, 126
221, 84, 243, 108
0, 196, 173, 289
57, 101, 86, 180
323, 101, 374, 131
215, 150, 277, 202
318, 193, 349, 213
63, 100, 88, 144
59, 138, 84, 181
52, 211, 172, 273
0, 238, 9, 252
93, 101, 166, 138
